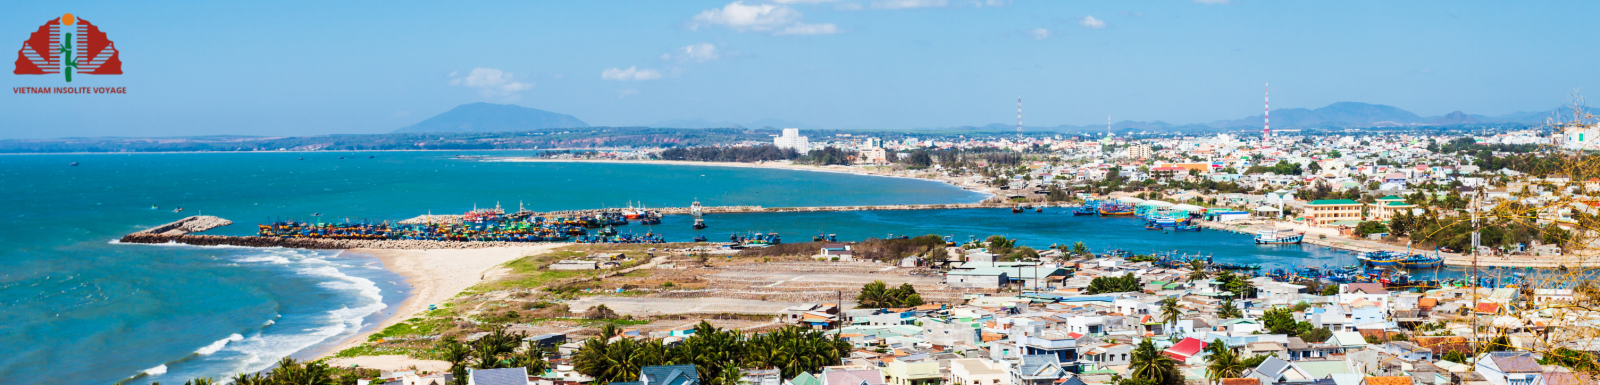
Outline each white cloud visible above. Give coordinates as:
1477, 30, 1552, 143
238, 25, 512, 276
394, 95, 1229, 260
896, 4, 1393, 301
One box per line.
1194, 0, 1231, 4
973, 0, 1008, 7
835, 2, 864, 10
662, 42, 721, 62
618, 89, 639, 98
1078, 15, 1106, 29
777, 22, 839, 35
691, 2, 801, 32
1030, 28, 1051, 40
601, 66, 664, 81
773, 0, 840, 3
872, 0, 947, 9
448, 68, 534, 99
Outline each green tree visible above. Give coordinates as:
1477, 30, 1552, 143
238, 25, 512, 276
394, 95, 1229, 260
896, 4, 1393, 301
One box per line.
1217, 298, 1243, 319
1158, 297, 1182, 333
1071, 242, 1090, 256
1261, 307, 1311, 336
1300, 327, 1332, 343
1128, 339, 1181, 385
1086, 273, 1142, 294
1204, 339, 1246, 384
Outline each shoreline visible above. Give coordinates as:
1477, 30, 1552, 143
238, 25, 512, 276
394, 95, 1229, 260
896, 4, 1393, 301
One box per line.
482, 157, 1000, 202
314, 244, 570, 359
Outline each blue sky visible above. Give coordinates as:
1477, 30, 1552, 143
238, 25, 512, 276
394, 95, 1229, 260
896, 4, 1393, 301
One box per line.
2, 0, 1596, 138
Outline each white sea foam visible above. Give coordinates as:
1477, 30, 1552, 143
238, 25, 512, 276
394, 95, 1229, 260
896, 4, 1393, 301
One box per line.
192, 249, 389, 377
195, 333, 244, 355
143, 364, 168, 376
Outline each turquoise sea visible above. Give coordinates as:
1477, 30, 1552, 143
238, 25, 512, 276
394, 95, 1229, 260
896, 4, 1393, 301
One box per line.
0, 152, 1457, 384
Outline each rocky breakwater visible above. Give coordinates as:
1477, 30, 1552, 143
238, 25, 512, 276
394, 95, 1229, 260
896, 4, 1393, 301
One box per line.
118, 216, 557, 249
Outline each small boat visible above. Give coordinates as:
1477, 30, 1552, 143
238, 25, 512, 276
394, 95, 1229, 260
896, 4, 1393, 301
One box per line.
173, 207, 184, 213
69, 162, 79, 166
1035, 207, 1043, 213
150, 205, 159, 210
1173, 224, 1201, 232
692, 217, 707, 230
1012, 205, 1025, 214
1254, 229, 1304, 244
1399, 252, 1443, 269
693, 235, 708, 242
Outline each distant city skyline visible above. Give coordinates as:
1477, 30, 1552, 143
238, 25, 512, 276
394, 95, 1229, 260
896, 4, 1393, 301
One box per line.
2, 1, 1596, 139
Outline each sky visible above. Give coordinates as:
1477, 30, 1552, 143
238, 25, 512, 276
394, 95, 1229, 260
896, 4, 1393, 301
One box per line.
2, 0, 1597, 139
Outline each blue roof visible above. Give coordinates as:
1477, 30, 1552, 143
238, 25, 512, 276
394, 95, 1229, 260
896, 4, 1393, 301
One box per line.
642, 365, 699, 385
474, 368, 530, 385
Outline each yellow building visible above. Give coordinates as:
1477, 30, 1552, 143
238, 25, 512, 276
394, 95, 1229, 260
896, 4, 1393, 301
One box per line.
1306, 199, 1363, 226
1368, 195, 1415, 220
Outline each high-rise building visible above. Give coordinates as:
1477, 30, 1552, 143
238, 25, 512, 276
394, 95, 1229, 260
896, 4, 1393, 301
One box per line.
774, 128, 810, 153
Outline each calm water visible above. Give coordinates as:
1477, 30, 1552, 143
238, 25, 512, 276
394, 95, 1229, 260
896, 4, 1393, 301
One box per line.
2, 152, 1466, 384
0, 151, 984, 384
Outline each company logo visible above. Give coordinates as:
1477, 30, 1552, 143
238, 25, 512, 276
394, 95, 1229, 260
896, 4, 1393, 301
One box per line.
14, 13, 122, 82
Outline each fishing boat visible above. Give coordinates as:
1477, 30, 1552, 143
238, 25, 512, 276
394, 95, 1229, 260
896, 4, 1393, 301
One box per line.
1035, 206, 1043, 213
1172, 224, 1202, 232
1399, 252, 1443, 269
1012, 204, 1025, 214
693, 235, 708, 242
1099, 203, 1135, 216
692, 217, 707, 230
813, 233, 838, 242
1357, 251, 1405, 267
1254, 229, 1304, 244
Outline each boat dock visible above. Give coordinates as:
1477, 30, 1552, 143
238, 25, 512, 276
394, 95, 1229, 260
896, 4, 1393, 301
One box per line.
399, 203, 1010, 224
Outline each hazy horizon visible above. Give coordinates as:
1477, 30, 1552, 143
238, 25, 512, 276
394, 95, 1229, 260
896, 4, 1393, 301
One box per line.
4, 1, 1596, 139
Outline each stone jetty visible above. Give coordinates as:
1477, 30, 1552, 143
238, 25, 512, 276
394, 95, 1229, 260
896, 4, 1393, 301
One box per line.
400, 202, 1011, 224
117, 233, 543, 250
132, 216, 235, 236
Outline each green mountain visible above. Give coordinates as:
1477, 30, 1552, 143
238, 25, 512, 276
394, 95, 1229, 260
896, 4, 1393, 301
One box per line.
396, 103, 588, 133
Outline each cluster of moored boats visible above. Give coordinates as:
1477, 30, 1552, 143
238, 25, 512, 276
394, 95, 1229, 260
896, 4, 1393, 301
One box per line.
256, 205, 669, 244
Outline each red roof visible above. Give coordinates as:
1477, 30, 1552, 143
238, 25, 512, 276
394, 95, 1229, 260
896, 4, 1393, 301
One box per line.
1476, 303, 1501, 314
1163, 337, 1207, 360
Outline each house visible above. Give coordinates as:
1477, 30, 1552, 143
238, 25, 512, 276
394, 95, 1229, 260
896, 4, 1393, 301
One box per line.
1244, 357, 1316, 384
948, 269, 1010, 289
610, 365, 699, 385
472, 367, 529, 385
1326, 332, 1369, 353
1163, 338, 1207, 364
1473, 352, 1543, 385
822, 367, 887, 385
743, 369, 783, 385
1012, 355, 1072, 385
950, 359, 1012, 385
882, 360, 941, 385
820, 244, 855, 261
1243, 341, 1289, 361
787, 372, 823, 385
1382, 341, 1433, 362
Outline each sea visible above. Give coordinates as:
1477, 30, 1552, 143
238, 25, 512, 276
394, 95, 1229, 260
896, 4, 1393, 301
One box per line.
0, 151, 1467, 384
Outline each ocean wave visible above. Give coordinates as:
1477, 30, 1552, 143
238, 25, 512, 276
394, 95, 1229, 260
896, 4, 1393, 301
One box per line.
235, 254, 293, 264
143, 364, 168, 376
196, 333, 244, 355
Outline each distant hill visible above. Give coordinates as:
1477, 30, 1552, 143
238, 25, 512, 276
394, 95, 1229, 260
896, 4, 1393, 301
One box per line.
396, 103, 588, 133
916, 101, 1568, 133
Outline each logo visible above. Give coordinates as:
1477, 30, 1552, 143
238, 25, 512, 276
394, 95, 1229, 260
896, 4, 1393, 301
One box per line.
14, 13, 121, 82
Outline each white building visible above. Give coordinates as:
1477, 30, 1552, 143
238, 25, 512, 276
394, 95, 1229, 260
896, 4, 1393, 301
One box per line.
1560, 124, 1597, 150
775, 128, 810, 153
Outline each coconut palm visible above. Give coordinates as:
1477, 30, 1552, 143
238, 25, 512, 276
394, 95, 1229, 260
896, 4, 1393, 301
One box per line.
1204, 339, 1246, 384
857, 280, 895, 308
1186, 259, 1209, 283
1217, 298, 1243, 319
1158, 297, 1181, 334
1128, 338, 1178, 385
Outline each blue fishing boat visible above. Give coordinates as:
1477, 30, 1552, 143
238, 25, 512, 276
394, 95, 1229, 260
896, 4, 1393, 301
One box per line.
1172, 224, 1201, 232
1358, 251, 1405, 267
1398, 251, 1443, 269
1254, 229, 1304, 244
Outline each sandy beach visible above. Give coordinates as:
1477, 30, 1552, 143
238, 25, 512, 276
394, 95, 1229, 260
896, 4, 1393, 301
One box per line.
316, 243, 570, 360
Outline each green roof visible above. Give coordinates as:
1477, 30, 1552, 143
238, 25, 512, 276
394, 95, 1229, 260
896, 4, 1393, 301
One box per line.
1379, 195, 1404, 200
1384, 201, 1414, 207
1308, 199, 1361, 205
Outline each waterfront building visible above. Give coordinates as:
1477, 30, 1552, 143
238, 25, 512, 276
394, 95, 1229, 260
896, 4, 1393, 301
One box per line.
1305, 199, 1362, 226
775, 128, 811, 152
1368, 195, 1416, 220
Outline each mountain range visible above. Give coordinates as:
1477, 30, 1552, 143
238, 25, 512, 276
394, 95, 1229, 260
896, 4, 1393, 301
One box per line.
395, 101, 1564, 134
394, 103, 588, 133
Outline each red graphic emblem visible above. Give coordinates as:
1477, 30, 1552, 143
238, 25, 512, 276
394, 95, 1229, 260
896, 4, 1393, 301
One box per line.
14, 13, 122, 81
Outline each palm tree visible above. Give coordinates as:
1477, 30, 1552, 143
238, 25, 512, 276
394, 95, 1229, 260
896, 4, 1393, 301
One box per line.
857, 281, 895, 308
1128, 338, 1177, 385
1204, 339, 1245, 384
1186, 259, 1209, 283
1218, 298, 1243, 319
1158, 297, 1181, 334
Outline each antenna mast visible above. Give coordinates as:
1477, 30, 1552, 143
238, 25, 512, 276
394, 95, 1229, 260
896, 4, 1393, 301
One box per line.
1017, 95, 1023, 139
1264, 83, 1271, 144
